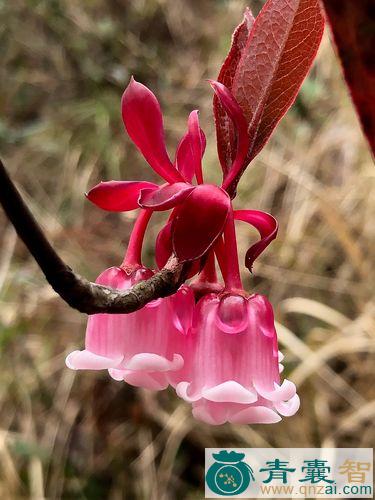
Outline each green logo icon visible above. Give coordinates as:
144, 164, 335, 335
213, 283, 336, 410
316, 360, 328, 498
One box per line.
206, 450, 255, 496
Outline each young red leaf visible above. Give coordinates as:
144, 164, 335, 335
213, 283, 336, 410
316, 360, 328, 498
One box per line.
172, 185, 230, 262
87, 180, 158, 212
214, 8, 255, 174
321, 0, 375, 155
233, 0, 325, 162
216, 0, 324, 191
209, 81, 249, 192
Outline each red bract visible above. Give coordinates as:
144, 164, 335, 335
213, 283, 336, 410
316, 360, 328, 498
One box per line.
215, 0, 325, 192
321, 0, 375, 155
86, 180, 158, 212
172, 185, 230, 262
139, 182, 194, 211
175, 116, 206, 183
234, 210, 278, 272
121, 77, 182, 184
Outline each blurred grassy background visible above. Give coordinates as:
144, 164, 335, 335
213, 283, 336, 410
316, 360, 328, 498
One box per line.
0, 0, 374, 498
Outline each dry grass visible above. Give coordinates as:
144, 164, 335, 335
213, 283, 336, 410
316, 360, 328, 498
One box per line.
0, 1, 374, 498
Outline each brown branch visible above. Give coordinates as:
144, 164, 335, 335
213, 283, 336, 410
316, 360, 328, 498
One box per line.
0, 158, 187, 314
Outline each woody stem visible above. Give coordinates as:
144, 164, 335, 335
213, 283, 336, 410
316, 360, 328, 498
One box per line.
0, 158, 188, 314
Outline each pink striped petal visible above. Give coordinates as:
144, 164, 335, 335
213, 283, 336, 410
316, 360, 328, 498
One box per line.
138, 183, 195, 211
192, 403, 228, 426
234, 209, 278, 271
175, 128, 206, 183
172, 184, 231, 262
209, 81, 249, 188
121, 78, 182, 183
87, 180, 157, 212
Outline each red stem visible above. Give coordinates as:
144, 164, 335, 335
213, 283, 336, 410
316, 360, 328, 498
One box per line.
122, 209, 152, 267
223, 206, 242, 290
214, 236, 227, 283
197, 250, 217, 284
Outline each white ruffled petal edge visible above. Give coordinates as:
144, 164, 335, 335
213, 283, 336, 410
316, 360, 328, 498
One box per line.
124, 353, 183, 372
253, 380, 296, 403
192, 403, 282, 426
274, 394, 300, 416
176, 377, 299, 424
107, 353, 184, 391
176, 380, 258, 404
66, 351, 182, 373
108, 368, 170, 391
65, 350, 123, 370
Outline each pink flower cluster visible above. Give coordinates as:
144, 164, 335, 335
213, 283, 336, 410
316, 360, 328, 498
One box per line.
66, 78, 299, 425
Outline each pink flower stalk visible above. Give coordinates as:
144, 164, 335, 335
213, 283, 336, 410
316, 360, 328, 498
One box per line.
174, 293, 299, 425
66, 265, 194, 391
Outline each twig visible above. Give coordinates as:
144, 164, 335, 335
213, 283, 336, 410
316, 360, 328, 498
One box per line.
0, 159, 186, 314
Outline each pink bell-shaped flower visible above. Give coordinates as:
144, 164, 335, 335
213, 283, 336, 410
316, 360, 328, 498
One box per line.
174, 292, 300, 425
66, 266, 195, 391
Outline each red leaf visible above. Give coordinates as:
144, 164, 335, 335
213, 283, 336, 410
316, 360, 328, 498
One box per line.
234, 0, 324, 160
216, 0, 324, 188
321, 0, 375, 155
87, 180, 157, 212
138, 182, 195, 211
234, 209, 278, 271
214, 8, 255, 174
172, 185, 230, 262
